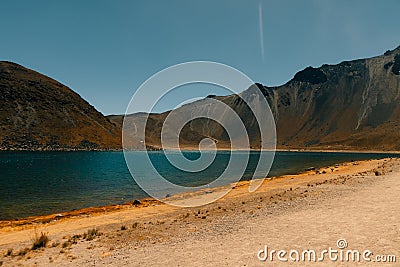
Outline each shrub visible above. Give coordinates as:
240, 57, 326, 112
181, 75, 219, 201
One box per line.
32, 232, 49, 250
83, 228, 101, 241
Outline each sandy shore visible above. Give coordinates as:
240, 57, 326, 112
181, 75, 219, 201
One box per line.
0, 158, 399, 266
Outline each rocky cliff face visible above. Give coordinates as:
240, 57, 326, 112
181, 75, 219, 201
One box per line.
0, 61, 121, 150
263, 45, 400, 150
121, 45, 400, 151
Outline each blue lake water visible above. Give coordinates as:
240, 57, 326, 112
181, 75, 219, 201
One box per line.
0, 151, 397, 220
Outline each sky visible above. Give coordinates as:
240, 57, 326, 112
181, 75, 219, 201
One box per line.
1, 0, 399, 115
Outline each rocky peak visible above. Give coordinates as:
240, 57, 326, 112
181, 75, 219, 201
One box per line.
292, 66, 327, 84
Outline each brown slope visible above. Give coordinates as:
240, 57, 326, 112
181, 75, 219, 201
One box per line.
0, 61, 121, 150
119, 45, 400, 151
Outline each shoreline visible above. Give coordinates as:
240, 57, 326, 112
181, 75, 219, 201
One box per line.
1, 147, 400, 154
1, 157, 398, 266
1, 155, 398, 225
0, 157, 389, 231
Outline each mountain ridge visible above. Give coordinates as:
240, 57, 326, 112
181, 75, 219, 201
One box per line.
118, 45, 400, 151
2, 45, 400, 150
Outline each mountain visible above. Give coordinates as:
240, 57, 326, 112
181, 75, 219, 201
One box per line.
0, 61, 121, 150
266, 45, 400, 150
2, 45, 400, 151
119, 45, 400, 151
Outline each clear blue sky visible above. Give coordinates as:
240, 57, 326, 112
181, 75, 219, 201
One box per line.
1, 0, 399, 114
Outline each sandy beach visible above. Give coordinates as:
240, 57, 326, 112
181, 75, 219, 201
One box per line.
0, 158, 399, 266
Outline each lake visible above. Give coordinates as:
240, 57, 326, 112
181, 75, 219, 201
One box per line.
0, 151, 397, 220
